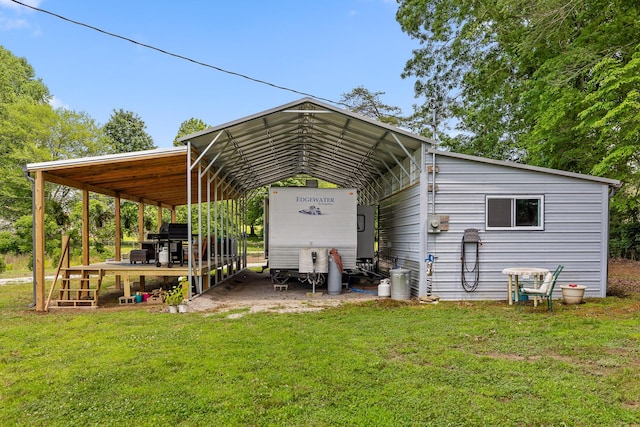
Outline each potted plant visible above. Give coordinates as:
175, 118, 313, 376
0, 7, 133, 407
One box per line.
560, 283, 586, 304
177, 276, 190, 313
164, 285, 184, 313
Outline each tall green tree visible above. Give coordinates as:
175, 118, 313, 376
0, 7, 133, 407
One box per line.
49, 109, 112, 159
396, 0, 640, 256
245, 188, 267, 237
340, 86, 407, 127
577, 50, 640, 258
0, 99, 55, 221
396, 0, 640, 166
173, 117, 210, 146
0, 46, 50, 106
103, 109, 155, 153
0, 47, 113, 255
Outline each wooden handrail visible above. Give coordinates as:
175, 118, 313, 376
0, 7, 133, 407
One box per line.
44, 235, 71, 312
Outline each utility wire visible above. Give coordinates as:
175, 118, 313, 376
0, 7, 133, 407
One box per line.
10, 0, 343, 106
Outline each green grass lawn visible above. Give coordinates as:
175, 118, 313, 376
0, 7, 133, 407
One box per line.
1, 282, 639, 426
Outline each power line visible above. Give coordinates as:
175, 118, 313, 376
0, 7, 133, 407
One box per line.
10, 0, 343, 106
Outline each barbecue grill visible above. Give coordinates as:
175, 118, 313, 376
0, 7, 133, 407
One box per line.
147, 223, 190, 267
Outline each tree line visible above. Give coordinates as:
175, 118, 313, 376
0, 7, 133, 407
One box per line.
393, 0, 639, 258
0, 46, 215, 268
1, 0, 638, 269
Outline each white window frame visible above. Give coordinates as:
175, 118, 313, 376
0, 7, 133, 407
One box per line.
485, 195, 544, 231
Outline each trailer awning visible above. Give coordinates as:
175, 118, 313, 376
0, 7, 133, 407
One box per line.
178, 97, 433, 195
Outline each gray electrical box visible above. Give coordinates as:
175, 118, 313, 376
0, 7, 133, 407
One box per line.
428, 215, 441, 233
427, 215, 449, 233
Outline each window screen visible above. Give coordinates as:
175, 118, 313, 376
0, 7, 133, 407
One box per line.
487, 198, 511, 228
486, 196, 543, 230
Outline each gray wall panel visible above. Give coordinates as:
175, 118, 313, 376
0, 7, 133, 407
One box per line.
378, 152, 613, 300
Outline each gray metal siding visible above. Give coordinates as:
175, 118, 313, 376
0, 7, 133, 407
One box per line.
427, 154, 610, 300
378, 184, 422, 295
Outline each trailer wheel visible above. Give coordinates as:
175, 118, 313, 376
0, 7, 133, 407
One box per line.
310, 272, 325, 287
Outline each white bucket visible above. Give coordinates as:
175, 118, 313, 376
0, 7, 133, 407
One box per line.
378, 278, 391, 297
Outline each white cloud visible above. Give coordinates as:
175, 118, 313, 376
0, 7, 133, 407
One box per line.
49, 96, 69, 110
0, 0, 43, 33
0, 14, 27, 30
0, 0, 43, 11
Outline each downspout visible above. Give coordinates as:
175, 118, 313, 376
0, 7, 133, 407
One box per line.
431, 99, 438, 215
22, 166, 36, 308
431, 151, 436, 214
428, 101, 438, 296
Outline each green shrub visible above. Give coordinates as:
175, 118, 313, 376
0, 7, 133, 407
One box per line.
0, 231, 19, 253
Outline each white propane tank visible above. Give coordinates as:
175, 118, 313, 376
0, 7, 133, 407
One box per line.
378, 278, 391, 297
158, 247, 169, 265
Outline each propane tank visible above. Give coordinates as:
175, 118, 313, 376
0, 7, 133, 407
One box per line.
378, 278, 391, 298
158, 247, 169, 265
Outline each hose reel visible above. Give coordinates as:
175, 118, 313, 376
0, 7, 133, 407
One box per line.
461, 228, 481, 292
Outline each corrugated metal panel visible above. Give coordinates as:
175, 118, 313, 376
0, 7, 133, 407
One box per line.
179, 98, 433, 194
379, 184, 422, 296
424, 154, 612, 300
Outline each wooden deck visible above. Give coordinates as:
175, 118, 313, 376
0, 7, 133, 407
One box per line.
57, 257, 245, 305
74, 260, 210, 276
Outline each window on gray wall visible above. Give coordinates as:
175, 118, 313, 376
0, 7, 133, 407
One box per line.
486, 195, 544, 230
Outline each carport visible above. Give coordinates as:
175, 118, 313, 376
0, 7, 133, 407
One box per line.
28, 98, 433, 311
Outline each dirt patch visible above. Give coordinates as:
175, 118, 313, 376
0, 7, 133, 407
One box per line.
41, 257, 640, 314
608, 258, 640, 297
187, 258, 640, 315
188, 268, 379, 316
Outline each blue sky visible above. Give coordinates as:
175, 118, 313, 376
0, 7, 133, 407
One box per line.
1, 0, 423, 148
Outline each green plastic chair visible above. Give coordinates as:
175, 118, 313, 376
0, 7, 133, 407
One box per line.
519, 265, 564, 311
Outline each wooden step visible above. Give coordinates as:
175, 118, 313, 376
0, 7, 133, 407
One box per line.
55, 299, 98, 307
58, 288, 98, 298
55, 270, 103, 308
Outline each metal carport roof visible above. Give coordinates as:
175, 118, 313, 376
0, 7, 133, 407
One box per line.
25, 98, 435, 207
179, 97, 434, 194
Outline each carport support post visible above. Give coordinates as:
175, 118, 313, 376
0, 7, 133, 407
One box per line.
138, 202, 145, 247
115, 194, 121, 290
206, 170, 212, 289
34, 171, 45, 311
213, 179, 220, 285
418, 142, 429, 296
196, 162, 203, 294
82, 188, 90, 266
187, 144, 192, 297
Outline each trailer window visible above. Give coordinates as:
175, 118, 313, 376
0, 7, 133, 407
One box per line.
486, 195, 544, 230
